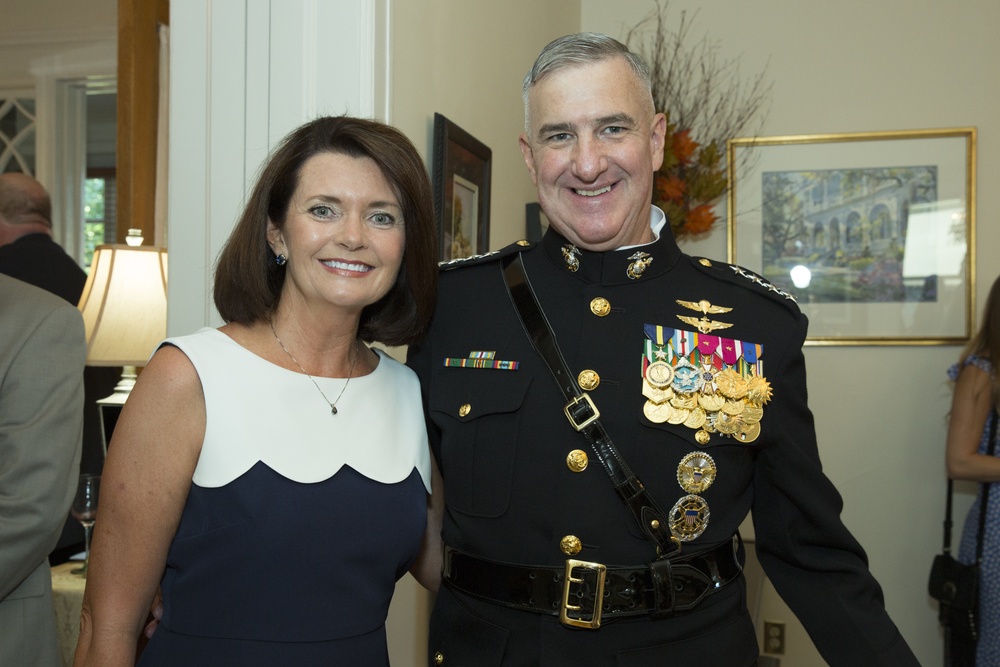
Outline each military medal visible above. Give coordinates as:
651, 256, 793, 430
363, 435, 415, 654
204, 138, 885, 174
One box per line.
697, 392, 725, 412
669, 494, 710, 541
641, 320, 772, 445
642, 379, 673, 404
677, 451, 716, 493
683, 406, 707, 429
643, 400, 672, 424
666, 406, 689, 425
715, 367, 748, 399
671, 359, 703, 394
645, 361, 674, 388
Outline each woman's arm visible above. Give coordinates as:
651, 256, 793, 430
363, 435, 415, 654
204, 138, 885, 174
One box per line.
74, 345, 206, 666
946, 363, 1000, 481
409, 455, 444, 593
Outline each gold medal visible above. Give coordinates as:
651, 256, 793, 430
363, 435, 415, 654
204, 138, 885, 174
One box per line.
670, 394, 697, 410
721, 399, 745, 416
715, 368, 749, 399
737, 421, 761, 443
669, 494, 710, 541
642, 379, 673, 404
697, 392, 725, 412
666, 406, 690, 425
645, 361, 675, 389
683, 406, 707, 429
677, 451, 717, 493
742, 405, 764, 423
746, 375, 773, 406
643, 399, 672, 424
714, 412, 740, 435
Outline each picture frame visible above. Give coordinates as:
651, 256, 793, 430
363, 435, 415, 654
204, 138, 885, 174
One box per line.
726, 128, 976, 345
433, 113, 492, 261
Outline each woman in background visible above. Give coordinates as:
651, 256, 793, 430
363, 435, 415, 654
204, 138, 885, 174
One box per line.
946, 274, 1000, 666
74, 115, 441, 665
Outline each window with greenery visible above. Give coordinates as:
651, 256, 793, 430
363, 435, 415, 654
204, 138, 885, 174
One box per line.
84, 178, 108, 269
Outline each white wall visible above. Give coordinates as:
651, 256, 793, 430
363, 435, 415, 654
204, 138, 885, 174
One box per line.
390, 0, 581, 252
581, 2, 1000, 665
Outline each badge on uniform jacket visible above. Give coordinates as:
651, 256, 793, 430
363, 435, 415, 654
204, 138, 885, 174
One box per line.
443, 350, 520, 370
640, 323, 771, 444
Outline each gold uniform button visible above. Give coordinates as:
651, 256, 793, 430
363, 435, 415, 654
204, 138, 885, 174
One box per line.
560, 535, 582, 556
517, 239, 530, 246
434, 651, 444, 665
590, 297, 611, 317
577, 369, 600, 391
458, 403, 471, 417
566, 449, 589, 472
699, 258, 712, 267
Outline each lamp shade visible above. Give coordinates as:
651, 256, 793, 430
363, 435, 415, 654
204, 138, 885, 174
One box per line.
77, 244, 168, 366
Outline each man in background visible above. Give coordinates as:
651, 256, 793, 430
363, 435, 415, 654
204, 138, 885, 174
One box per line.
0, 172, 116, 562
0, 273, 86, 666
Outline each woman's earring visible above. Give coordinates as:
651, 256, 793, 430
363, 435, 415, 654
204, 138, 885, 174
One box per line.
275, 254, 287, 266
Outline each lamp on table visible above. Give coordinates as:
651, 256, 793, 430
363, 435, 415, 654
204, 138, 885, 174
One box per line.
77, 232, 168, 451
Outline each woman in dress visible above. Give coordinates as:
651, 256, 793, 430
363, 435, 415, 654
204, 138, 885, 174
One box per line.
74, 116, 441, 665
946, 274, 1000, 666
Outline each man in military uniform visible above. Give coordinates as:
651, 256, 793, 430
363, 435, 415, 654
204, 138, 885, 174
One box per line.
407, 33, 918, 665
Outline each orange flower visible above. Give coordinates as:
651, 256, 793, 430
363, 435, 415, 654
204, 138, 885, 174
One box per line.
684, 204, 717, 235
672, 129, 699, 164
656, 174, 686, 202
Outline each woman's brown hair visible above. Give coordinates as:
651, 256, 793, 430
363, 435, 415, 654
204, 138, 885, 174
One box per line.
960, 274, 1000, 402
213, 115, 438, 346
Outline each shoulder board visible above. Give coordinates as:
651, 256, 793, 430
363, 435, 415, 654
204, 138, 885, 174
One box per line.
688, 256, 801, 315
438, 239, 536, 271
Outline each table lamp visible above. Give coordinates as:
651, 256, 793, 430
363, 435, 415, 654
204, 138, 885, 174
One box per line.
77, 233, 167, 450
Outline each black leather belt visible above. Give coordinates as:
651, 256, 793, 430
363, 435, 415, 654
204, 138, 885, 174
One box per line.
442, 537, 742, 629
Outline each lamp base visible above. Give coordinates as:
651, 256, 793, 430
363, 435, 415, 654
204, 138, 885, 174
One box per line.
96, 365, 138, 454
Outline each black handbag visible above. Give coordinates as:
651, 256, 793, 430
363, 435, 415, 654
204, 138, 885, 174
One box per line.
928, 408, 998, 666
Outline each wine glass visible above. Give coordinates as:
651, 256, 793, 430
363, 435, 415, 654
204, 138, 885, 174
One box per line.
70, 474, 101, 575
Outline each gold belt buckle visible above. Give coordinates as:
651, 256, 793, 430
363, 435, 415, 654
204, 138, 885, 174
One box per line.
560, 559, 607, 629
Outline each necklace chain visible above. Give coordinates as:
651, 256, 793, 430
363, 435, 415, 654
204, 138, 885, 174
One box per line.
270, 319, 359, 415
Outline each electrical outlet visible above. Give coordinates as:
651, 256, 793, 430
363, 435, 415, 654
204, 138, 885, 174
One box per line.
764, 620, 786, 655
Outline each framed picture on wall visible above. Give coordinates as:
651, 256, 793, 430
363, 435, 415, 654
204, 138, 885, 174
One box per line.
727, 128, 976, 345
433, 113, 492, 261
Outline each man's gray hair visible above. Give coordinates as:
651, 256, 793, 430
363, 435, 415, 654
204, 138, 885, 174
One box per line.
522, 32, 653, 134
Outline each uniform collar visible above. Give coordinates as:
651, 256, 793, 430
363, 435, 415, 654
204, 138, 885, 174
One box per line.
539, 206, 682, 285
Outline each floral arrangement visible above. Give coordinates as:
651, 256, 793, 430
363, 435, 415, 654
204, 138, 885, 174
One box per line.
626, 2, 771, 240
655, 120, 726, 237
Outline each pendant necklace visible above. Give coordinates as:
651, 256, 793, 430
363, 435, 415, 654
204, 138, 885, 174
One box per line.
270, 319, 359, 415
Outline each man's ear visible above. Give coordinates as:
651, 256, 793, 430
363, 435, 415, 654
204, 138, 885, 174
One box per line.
650, 112, 668, 172
518, 134, 539, 187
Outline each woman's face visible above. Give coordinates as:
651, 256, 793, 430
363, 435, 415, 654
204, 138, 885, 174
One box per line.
267, 152, 406, 317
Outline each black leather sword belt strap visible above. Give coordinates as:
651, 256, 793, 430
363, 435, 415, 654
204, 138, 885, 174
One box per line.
501, 253, 678, 557
442, 537, 742, 629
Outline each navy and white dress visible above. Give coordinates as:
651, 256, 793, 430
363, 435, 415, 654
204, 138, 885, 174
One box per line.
952, 355, 1000, 667
137, 328, 431, 666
